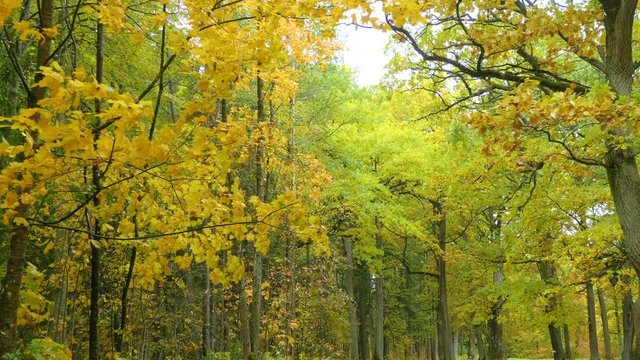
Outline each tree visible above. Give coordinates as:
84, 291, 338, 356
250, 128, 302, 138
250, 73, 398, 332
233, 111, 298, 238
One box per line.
378, 0, 640, 351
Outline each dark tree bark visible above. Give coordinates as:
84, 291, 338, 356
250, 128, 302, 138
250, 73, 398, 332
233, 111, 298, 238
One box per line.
249, 250, 263, 358
88, 6, 105, 358
476, 326, 487, 360
285, 231, 297, 359
430, 336, 438, 360
537, 259, 565, 360
374, 230, 384, 360
547, 323, 564, 360
597, 288, 612, 360
432, 200, 455, 360
468, 331, 476, 360
621, 289, 633, 360
115, 246, 137, 353
486, 210, 504, 360
586, 281, 600, 360
563, 325, 572, 360
356, 265, 371, 360
203, 263, 213, 355
612, 295, 622, 358
239, 276, 251, 360
249, 75, 267, 359
88, 226, 101, 360
344, 238, 360, 360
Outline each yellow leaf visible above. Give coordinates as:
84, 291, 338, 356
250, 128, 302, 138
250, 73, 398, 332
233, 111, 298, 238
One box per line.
129, 31, 145, 45
150, 13, 166, 28
14, 217, 28, 226
73, 67, 87, 80
42, 26, 57, 38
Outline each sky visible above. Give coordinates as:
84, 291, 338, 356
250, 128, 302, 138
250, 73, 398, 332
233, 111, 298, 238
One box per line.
336, 5, 392, 87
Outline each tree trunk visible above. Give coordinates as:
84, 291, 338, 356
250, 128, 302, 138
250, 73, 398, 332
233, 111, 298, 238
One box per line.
586, 281, 600, 360
432, 201, 455, 360
597, 288, 612, 360
203, 263, 212, 355
487, 265, 504, 360
248, 74, 267, 360
621, 289, 633, 360
0, 0, 54, 353
49, 235, 70, 343
611, 294, 623, 359
89, 239, 101, 360
356, 265, 371, 360
285, 231, 297, 358
430, 336, 438, 360
563, 324, 572, 360
88, 7, 105, 358
374, 231, 384, 360
476, 326, 487, 360
487, 210, 504, 360
239, 276, 251, 360
344, 239, 360, 360
633, 299, 640, 359
250, 250, 263, 359
537, 259, 565, 360
601, 0, 640, 290
0, 213, 30, 356
453, 331, 459, 358
547, 323, 565, 360
468, 331, 476, 359
115, 246, 137, 353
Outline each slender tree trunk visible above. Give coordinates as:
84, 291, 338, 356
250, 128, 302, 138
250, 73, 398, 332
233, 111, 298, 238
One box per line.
249, 74, 267, 360
285, 95, 297, 355
250, 250, 263, 359
487, 264, 504, 360
453, 331, 459, 358
563, 324, 572, 360
612, 294, 622, 358
374, 230, 384, 360
476, 326, 486, 360
345, 238, 360, 360
432, 201, 455, 360
547, 323, 565, 360
89, 237, 101, 360
374, 274, 384, 359
240, 276, 251, 360
586, 281, 600, 360
168, 79, 178, 123
0, 214, 31, 356
285, 231, 297, 358
88, 7, 105, 358
430, 336, 438, 360
597, 288, 612, 359
356, 265, 371, 360
0, 0, 53, 353
468, 331, 476, 359
203, 263, 212, 355
487, 210, 504, 360
633, 299, 640, 359
47, 232, 68, 341
621, 289, 633, 360
115, 246, 137, 353
537, 259, 565, 360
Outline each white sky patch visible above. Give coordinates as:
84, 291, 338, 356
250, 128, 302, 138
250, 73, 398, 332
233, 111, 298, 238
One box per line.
336, 4, 391, 87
